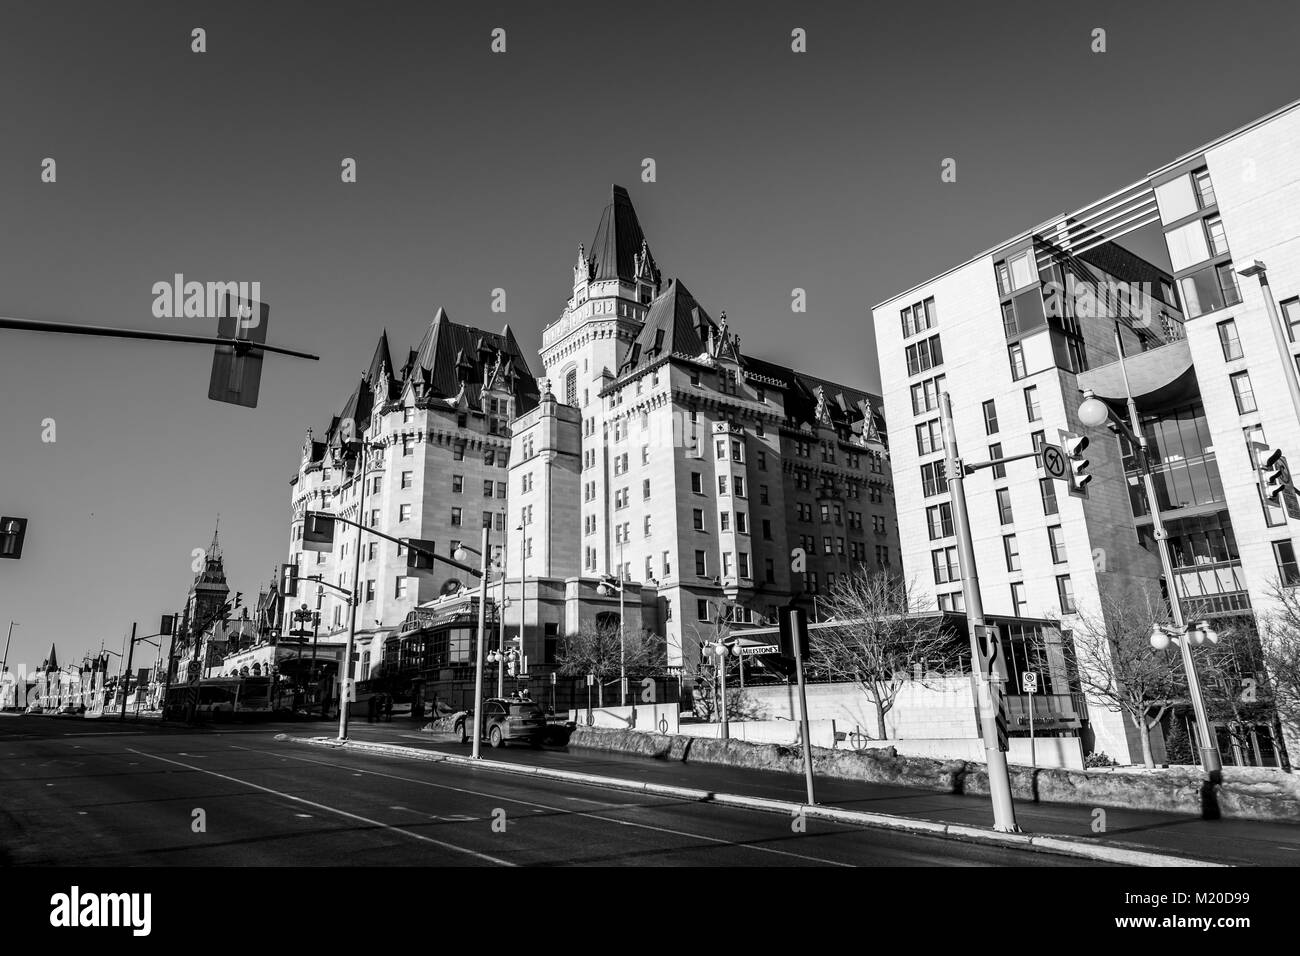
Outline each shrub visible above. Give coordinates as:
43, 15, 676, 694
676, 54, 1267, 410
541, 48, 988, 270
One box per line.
1085, 750, 1117, 768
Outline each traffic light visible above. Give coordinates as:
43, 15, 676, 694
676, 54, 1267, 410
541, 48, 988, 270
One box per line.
1261, 447, 1289, 502
160, 614, 175, 636
778, 605, 809, 660
1062, 431, 1091, 496
233, 592, 243, 610
281, 562, 299, 598
302, 513, 336, 552
0, 516, 28, 559
405, 538, 438, 571
208, 295, 270, 408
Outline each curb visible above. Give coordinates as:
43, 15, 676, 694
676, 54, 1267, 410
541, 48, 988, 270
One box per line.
276, 734, 1226, 868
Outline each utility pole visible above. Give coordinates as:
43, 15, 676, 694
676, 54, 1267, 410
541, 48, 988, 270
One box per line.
119, 622, 137, 720
942, 392, 1020, 833
497, 517, 508, 699
337, 444, 370, 743
470, 526, 491, 759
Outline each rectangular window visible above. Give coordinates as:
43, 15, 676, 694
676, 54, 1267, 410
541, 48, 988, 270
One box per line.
1231, 371, 1257, 414
401, 471, 413, 490
449, 506, 460, 525
643, 479, 651, 500
1056, 574, 1076, 614
452, 475, 463, 493
997, 488, 1014, 525
765, 558, 775, 584
1217, 319, 1243, 361
482, 511, 492, 529
1193, 167, 1216, 208
718, 476, 728, 495
734, 477, 745, 498
1205, 215, 1229, 257
453, 444, 464, 461
691, 472, 703, 494
1011, 582, 1027, 617
484, 479, 494, 497
916, 419, 943, 456
738, 553, 750, 578
1179, 261, 1242, 318
920, 460, 948, 497
762, 518, 772, 540
1003, 534, 1020, 572
982, 400, 999, 435
1040, 478, 1059, 516
721, 512, 731, 532
1009, 343, 1027, 380
695, 551, 707, 576
932, 545, 960, 585
904, 334, 944, 376
1024, 385, 1041, 422
1282, 298, 1300, 343
926, 502, 954, 540
989, 443, 1005, 480
1048, 525, 1067, 564
736, 511, 748, 534
395, 577, 408, 599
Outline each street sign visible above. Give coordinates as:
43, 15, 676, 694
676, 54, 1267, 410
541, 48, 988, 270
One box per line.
585, 673, 594, 687
1022, 671, 1038, 694
738, 643, 780, 656
1040, 443, 1067, 480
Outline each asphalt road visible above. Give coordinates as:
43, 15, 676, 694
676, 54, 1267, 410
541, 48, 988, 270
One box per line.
0, 716, 1100, 867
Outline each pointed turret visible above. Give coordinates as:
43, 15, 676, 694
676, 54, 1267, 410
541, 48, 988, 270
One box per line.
587, 185, 655, 284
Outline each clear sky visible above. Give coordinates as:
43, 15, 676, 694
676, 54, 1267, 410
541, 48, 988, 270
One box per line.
2, 0, 1299, 669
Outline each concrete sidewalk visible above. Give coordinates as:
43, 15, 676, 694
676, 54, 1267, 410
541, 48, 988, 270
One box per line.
285, 722, 1300, 866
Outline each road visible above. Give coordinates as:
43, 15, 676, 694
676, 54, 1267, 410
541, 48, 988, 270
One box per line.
0, 717, 1099, 866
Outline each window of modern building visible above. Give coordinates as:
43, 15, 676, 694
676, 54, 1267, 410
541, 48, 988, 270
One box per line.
718, 476, 728, 495
927, 502, 954, 540
1179, 262, 1241, 318
643, 479, 651, 499
920, 461, 947, 497
905, 334, 944, 376
695, 551, 707, 576
691, 472, 703, 493
916, 419, 943, 456
910, 375, 945, 414
1009, 343, 1027, 380
1230, 371, 1257, 414
1003, 533, 1020, 572
643, 515, 652, 536
1282, 298, 1300, 343
1048, 525, 1068, 564
983, 399, 999, 435
1040, 477, 1059, 516
1010, 582, 1027, 617
1193, 168, 1216, 208
932, 545, 959, 585
482, 511, 492, 529
721, 512, 731, 532
738, 553, 750, 578
989, 443, 1006, 480
900, 296, 938, 338
395, 577, 408, 599
1024, 385, 1041, 422
996, 488, 1014, 525
1166, 218, 1211, 272
1217, 319, 1243, 361
736, 512, 748, 534
1205, 215, 1229, 257
1056, 574, 1076, 614
937, 591, 965, 612
735, 477, 745, 498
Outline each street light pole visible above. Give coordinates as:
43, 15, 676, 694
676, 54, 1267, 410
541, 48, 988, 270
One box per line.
497, 516, 508, 699
618, 538, 626, 707
518, 522, 527, 695
942, 391, 1020, 833
469, 526, 491, 759
337, 442, 371, 743
2, 620, 15, 677
1239, 261, 1300, 423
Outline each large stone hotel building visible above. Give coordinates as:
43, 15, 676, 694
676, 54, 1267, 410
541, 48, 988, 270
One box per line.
283, 186, 898, 697
873, 98, 1300, 766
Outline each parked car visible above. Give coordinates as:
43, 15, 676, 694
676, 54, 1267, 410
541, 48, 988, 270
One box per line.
454, 697, 547, 748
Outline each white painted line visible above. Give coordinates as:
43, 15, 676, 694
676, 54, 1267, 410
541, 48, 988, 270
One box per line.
125, 748, 514, 867
246, 745, 853, 868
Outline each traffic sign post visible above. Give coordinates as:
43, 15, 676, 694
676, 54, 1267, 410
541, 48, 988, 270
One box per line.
780, 606, 817, 806
1023, 671, 1038, 770
1040, 443, 1066, 480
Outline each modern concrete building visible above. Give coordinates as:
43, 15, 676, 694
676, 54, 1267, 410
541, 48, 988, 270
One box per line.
873, 98, 1300, 767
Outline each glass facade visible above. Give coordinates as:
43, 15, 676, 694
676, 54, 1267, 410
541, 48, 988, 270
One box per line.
1122, 403, 1224, 516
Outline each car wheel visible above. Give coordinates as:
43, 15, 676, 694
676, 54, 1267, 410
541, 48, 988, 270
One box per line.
489, 725, 504, 748
456, 720, 468, 744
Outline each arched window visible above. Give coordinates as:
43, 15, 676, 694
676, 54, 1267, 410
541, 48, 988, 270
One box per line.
565, 369, 578, 407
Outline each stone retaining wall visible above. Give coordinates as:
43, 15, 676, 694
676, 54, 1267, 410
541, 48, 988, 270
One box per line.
566, 726, 1300, 822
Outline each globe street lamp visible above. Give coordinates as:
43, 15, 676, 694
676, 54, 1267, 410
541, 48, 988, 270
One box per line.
596, 565, 627, 707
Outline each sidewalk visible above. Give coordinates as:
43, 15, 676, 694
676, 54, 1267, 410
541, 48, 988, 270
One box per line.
306, 721, 1300, 866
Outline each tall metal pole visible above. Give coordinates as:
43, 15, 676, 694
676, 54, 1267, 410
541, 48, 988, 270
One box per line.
119, 622, 137, 720
471, 525, 491, 759
336, 444, 369, 742
518, 524, 527, 694
718, 644, 729, 739
497, 517, 508, 699
1241, 264, 1300, 422
1, 621, 15, 681
311, 587, 322, 716
1112, 325, 1221, 773
789, 607, 817, 805
618, 539, 626, 706
941, 392, 1020, 832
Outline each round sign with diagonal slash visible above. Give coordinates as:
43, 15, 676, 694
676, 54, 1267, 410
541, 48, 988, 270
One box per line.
1041, 443, 1067, 480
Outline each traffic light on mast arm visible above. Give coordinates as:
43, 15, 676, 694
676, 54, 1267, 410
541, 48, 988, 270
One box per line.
281, 562, 299, 598
0, 516, 28, 559
1061, 431, 1091, 497
1261, 446, 1290, 502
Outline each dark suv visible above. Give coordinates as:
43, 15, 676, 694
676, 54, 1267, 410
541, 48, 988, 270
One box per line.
456, 698, 547, 748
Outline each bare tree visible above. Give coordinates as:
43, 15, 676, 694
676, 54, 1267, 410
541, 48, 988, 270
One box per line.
557, 623, 666, 707
809, 568, 955, 740
1259, 581, 1300, 759
1067, 581, 1182, 768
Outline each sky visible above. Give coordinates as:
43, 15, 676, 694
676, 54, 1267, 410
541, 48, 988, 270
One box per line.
2, 0, 1299, 669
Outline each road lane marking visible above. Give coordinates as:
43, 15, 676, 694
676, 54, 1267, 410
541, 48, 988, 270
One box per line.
241, 745, 852, 867
126, 748, 513, 866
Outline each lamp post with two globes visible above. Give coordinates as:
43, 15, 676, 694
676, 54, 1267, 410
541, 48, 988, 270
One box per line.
1077, 323, 1222, 773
